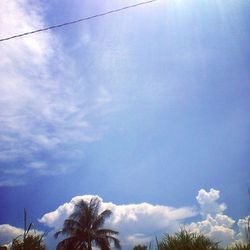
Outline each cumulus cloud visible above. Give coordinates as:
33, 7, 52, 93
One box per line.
236, 217, 250, 243
39, 195, 197, 248
0, 224, 23, 246
0, 189, 248, 249
38, 191, 250, 248
0, 0, 112, 186
187, 188, 248, 247
196, 188, 227, 217
188, 214, 235, 246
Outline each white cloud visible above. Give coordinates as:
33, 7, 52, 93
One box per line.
188, 188, 248, 247
0, 224, 44, 248
236, 217, 250, 243
39, 195, 197, 248
196, 188, 227, 217
0, 224, 23, 246
38, 191, 250, 248
1, 189, 249, 249
188, 214, 235, 246
0, 0, 112, 186
125, 234, 152, 246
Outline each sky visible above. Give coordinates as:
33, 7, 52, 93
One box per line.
0, 0, 249, 249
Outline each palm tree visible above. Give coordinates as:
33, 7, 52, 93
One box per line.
54, 197, 121, 250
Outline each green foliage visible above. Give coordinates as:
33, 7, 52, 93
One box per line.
55, 197, 121, 250
133, 244, 148, 250
10, 209, 46, 250
11, 234, 46, 250
226, 242, 250, 250
158, 230, 220, 250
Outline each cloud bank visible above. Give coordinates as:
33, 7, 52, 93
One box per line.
0, 189, 248, 249
39, 195, 197, 248
38, 189, 248, 248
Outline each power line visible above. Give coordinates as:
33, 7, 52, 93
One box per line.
0, 0, 158, 42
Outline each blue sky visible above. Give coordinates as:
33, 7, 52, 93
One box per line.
0, 0, 249, 248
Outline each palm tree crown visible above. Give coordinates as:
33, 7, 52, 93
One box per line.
55, 197, 121, 250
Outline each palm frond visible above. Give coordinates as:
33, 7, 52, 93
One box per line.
55, 219, 86, 240
92, 210, 112, 230
56, 236, 81, 250
95, 237, 111, 250
72, 200, 88, 219
64, 218, 83, 231
90, 197, 101, 219
55, 198, 121, 250
54, 230, 63, 239
106, 235, 121, 249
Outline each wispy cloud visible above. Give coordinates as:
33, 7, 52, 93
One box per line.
0, 0, 112, 186
0, 179, 26, 188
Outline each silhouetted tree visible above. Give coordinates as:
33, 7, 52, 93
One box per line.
158, 230, 220, 250
10, 209, 46, 250
11, 234, 46, 250
133, 244, 147, 250
55, 197, 121, 250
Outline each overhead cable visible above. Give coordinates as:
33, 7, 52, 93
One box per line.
0, 0, 158, 42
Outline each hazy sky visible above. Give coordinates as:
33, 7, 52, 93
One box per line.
0, 0, 249, 248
